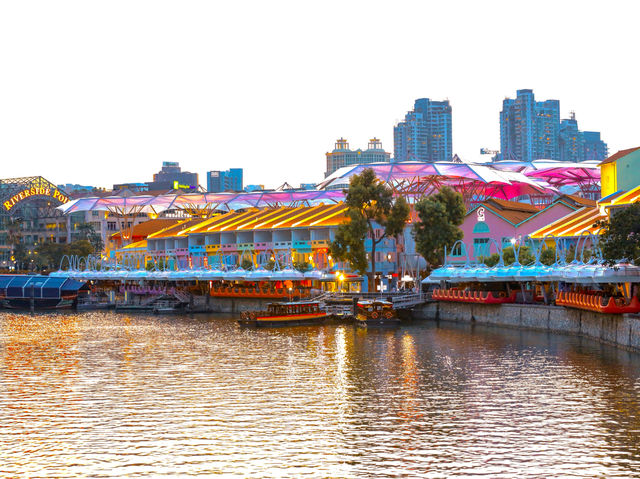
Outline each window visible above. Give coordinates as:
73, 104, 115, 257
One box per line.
451, 243, 464, 256
473, 221, 490, 234
473, 238, 491, 258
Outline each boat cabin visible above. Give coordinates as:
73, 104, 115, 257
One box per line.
267, 301, 322, 316
356, 300, 396, 319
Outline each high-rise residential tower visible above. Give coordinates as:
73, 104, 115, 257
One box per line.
324, 138, 391, 177
393, 98, 452, 163
499, 91, 608, 163
558, 112, 608, 163
499, 89, 561, 162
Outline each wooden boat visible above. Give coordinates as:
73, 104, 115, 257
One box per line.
355, 300, 400, 327
238, 301, 328, 327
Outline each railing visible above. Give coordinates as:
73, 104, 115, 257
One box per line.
556, 291, 640, 314
432, 288, 517, 304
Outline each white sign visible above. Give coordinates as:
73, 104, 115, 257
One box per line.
477, 207, 485, 222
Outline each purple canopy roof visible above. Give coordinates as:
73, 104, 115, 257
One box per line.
58, 190, 346, 214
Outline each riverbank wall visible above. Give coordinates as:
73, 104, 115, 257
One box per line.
413, 302, 640, 352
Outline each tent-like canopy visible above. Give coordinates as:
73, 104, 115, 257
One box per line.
491, 159, 601, 189
317, 161, 556, 205
58, 190, 346, 215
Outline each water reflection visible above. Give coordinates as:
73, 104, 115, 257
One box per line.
1, 312, 639, 477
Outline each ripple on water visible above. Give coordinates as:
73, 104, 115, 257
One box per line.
1, 312, 640, 477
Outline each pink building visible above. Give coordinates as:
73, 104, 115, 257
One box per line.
450, 195, 595, 262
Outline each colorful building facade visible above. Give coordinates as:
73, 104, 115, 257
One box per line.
141, 203, 407, 292
531, 147, 640, 242
452, 196, 594, 261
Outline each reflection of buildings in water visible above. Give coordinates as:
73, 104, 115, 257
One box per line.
0, 313, 81, 471
561, 345, 640, 461
397, 332, 423, 424
333, 327, 350, 410
1, 313, 80, 388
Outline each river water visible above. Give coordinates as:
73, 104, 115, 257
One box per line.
1, 312, 640, 478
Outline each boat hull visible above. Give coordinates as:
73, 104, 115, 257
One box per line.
238, 312, 329, 327
355, 313, 400, 327
1, 298, 75, 310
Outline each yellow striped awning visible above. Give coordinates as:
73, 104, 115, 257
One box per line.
529, 206, 607, 239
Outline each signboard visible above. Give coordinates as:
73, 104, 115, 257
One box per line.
3, 187, 69, 212
173, 181, 197, 190
476, 207, 485, 222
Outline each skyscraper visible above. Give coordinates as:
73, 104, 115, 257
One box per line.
559, 112, 608, 163
393, 98, 452, 163
559, 113, 582, 163
324, 138, 391, 177
207, 168, 243, 192
582, 131, 608, 163
499, 89, 560, 162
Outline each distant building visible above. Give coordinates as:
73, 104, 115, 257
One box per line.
113, 182, 149, 192
582, 131, 608, 163
325, 138, 391, 177
207, 168, 243, 193
393, 98, 452, 163
559, 112, 609, 163
58, 184, 96, 194
500, 89, 560, 162
499, 89, 607, 163
146, 162, 199, 191
244, 184, 264, 192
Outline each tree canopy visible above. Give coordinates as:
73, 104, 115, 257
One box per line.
594, 203, 640, 265
412, 187, 465, 268
330, 168, 410, 291
35, 240, 95, 271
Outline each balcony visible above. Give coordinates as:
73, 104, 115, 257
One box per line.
189, 245, 207, 256
205, 244, 220, 254
292, 240, 312, 253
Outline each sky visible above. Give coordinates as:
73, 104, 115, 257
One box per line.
1, 0, 638, 190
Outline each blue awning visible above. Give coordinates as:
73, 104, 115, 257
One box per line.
0, 275, 88, 299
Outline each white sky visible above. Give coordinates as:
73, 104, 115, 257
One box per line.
1, 0, 638, 190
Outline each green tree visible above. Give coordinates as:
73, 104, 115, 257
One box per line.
293, 260, 312, 272
594, 203, 640, 265
330, 168, 410, 292
481, 245, 536, 267
74, 222, 104, 252
412, 187, 465, 269
35, 239, 95, 271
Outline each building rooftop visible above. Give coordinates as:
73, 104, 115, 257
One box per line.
151, 203, 349, 238
110, 218, 184, 241
477, 198, 539, 225
529, 206, 606, 239
598, 146, 640, 165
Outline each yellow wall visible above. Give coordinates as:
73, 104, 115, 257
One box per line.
600, 162, 617, 197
